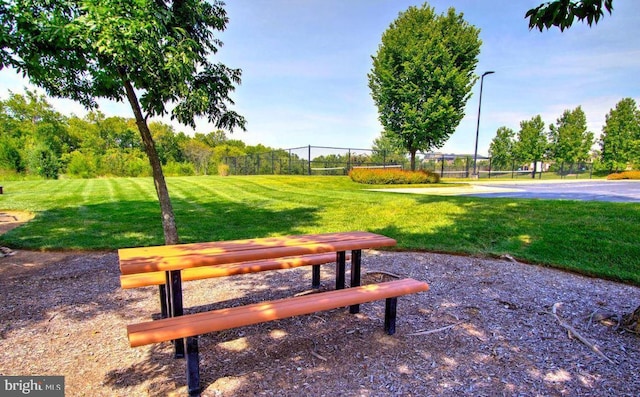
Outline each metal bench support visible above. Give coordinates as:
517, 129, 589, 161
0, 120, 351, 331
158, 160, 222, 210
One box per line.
159, 284, 168, 318
169, 270, 185, 358
384, 297, 397, 335
186, 337, 200, 396
312, 265, 320, 288
336, 251, 346, 290
350, 249, 362, 314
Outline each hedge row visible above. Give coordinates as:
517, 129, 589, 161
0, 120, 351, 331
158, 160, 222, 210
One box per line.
607, 171, 640, 180
348, 168, 440, 184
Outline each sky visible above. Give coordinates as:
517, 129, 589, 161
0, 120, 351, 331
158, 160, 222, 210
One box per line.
1, 0, 639, 157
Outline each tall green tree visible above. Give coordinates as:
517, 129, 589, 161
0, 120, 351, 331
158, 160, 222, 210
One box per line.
548, 106, 594, 165
600, 98, 640, 171
488, 126, 515, 170
368, 4, 481, 170
514, 115, 548, 178
1, 0, 245, 244
526, 0, 613, 31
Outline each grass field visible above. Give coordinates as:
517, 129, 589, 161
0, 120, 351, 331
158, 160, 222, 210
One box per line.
0, 175, 638, 285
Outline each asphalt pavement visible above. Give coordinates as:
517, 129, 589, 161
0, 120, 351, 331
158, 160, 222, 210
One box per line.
369, 180, 640, 202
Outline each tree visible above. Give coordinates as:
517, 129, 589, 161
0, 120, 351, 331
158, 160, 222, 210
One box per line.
600, 98, 640, 171
194, 130, 229, 148
526, 0, 613, 31
488, 126, 515, 171
0, 90, 72, 177
1, 0, 245, 245
514, 115, 548, 178
371, 132, 408, 166
548, 106, 594, 166
368, 4, 481, 170
182, 140, 213, 175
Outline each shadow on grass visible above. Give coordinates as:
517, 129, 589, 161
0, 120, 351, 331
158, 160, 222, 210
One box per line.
372, 195, 640, 285
0, 198, 321, 250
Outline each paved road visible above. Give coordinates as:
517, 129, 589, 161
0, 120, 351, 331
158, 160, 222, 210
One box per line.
371, 180, 640, 202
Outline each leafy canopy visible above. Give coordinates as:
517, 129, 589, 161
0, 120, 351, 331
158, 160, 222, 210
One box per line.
600, 98, 640, 171
515, 115, 547, 162
368, 4, 481, 169
0, 0, 245, 131
488, 126, 515, 170
526, 0, 613, 31
547, 106, 593, 164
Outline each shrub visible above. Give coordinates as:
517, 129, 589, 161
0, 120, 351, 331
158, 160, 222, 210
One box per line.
218, 163, 230, 176
164, 161, 195, 176
64, 151, 98, 178
27, 146, 60, 179
607, 171, 640, 180
349, 168, 440, 184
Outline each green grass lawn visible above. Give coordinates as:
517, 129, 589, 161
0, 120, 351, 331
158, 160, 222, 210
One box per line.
1, 175, 638, 285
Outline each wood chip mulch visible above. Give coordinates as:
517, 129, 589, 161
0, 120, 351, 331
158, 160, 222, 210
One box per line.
0, 248, 638, 396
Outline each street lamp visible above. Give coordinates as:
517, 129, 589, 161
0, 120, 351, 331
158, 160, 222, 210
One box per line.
472, 70, 495, 179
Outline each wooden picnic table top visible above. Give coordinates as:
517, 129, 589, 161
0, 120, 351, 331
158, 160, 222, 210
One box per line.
119, 231, 396, 275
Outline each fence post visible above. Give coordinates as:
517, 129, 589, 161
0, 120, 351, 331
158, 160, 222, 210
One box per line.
465, 156, 470, 178
308, 145, 311, 175
488, 157, 492, 179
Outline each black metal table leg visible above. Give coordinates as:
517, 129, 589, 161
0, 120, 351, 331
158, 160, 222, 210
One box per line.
384, 297, 398, 335
168, 270, 185, 358
186, 337, 201, 396
312, 264, 320, 289
349, 249, 362, 313
336, 251, 346, 290
159, 284, 168, 318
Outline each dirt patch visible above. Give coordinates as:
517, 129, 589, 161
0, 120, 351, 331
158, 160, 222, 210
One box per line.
0, 245, 638, 396
0, 211, 72, 270
0, 210, 34, 235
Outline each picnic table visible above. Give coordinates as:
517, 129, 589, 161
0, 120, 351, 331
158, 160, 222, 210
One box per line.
119, 231, 429, 396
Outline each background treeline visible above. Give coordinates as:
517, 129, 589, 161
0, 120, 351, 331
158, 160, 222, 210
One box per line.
489, 98, 640, 175
0, 90, 410, 180
0, 90, 289, 179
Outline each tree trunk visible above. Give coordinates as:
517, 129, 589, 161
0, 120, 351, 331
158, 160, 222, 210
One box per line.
410, 150, 417, 171
531, 159, 538, 179
122, 79, 180, 245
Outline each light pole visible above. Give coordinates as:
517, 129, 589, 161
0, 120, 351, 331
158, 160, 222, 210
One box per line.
472, 70, 495, 179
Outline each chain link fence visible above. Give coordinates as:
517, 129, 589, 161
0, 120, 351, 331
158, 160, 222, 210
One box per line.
222, 146, 594, 179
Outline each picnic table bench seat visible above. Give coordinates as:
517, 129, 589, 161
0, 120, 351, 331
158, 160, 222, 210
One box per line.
128, 278, 429, 396
128, 278, 429, 347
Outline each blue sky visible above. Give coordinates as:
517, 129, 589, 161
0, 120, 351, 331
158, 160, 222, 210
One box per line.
2, 0, 639, 157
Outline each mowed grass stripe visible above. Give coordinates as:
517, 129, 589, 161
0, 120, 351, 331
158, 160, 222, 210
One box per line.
0, 175, 638, 285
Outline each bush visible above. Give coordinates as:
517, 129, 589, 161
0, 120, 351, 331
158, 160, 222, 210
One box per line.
607, 171, 640, 180
64, 151, 98, 178
349, 168, 440, 184
163, 161, 195, 176
27, 146, 60, 179
218, 163, 230, 176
